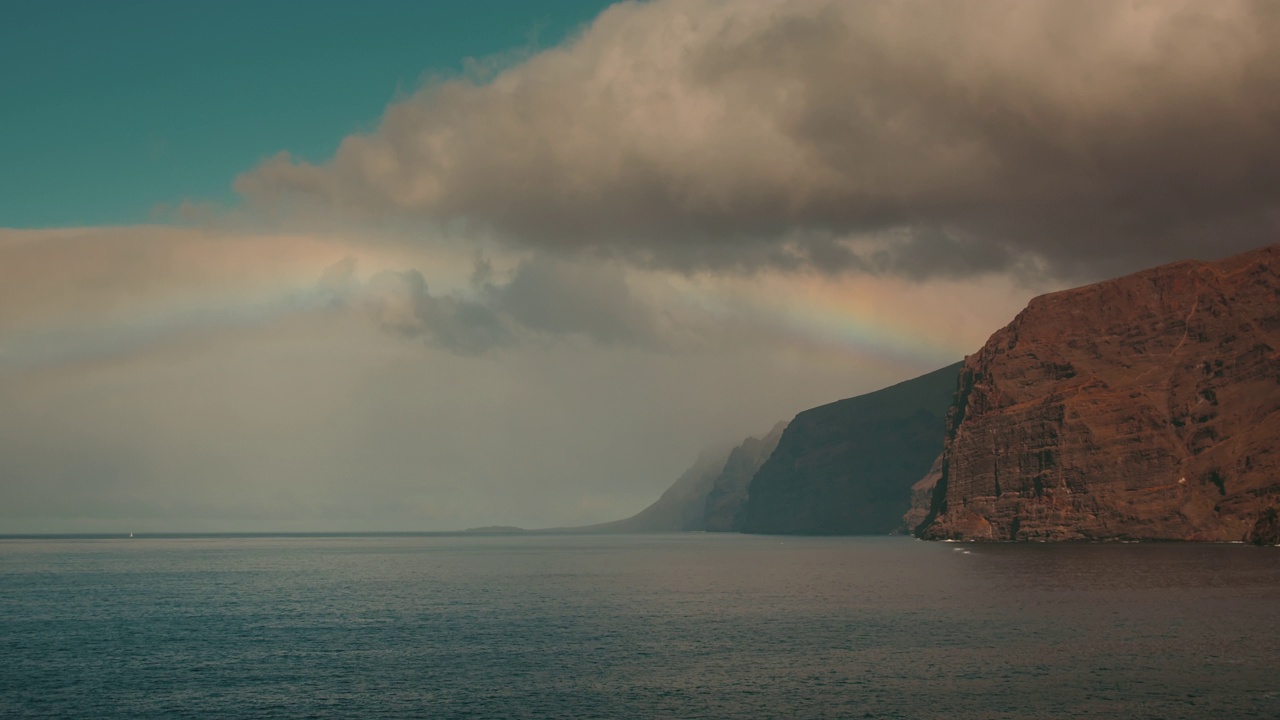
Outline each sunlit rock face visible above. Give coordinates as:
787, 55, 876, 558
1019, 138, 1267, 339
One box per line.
741, 362, 962, 535
918, 245, 1280, 542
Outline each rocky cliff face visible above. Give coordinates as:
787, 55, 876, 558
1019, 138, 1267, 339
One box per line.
741, 362, 962, 535
901, 454, 944, 534
703, 422, 788, 532
917, 245, 1280, 542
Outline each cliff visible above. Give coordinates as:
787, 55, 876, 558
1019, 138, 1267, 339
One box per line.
703, 421, 788, 531
571, 444, 732, 533
740, 362, 962, 535
901, 453, 944, 534
917, 244, 1280, 542
568, 421, 788, 533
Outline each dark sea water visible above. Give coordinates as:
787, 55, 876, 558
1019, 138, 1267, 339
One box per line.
1, 534, 1277, 719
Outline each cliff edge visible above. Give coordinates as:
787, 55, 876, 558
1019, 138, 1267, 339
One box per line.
917, 244, 1280, 541
742, 362, 961, 535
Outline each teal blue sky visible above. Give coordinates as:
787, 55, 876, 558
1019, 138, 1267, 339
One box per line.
0, 0, 615, 228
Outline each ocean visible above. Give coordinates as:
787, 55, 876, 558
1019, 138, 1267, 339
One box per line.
1, 534, 1277, 719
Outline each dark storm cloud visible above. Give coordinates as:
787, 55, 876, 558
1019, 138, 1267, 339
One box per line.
237, 0, 1280, 281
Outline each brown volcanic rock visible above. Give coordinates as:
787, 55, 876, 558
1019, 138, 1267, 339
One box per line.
918, 245, 1280, 542
901, 453, 944, 534
1245, 507, 1280, 546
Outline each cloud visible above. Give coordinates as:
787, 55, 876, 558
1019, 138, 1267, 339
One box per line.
0, 227, 380, 374
333, 254, 661, 354
234, 0, 1280, 281
0, 227, 349, 332
0, 226, 1039, 372
361, 268, 511, 354
495, 257, 659, 345
0, 226, 1040, 533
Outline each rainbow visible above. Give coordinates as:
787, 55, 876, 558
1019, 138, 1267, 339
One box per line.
0, 226, 1022, 379
670, 270, 1006, 373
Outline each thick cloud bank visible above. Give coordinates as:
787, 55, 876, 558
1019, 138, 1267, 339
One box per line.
237, 0, 1280, 280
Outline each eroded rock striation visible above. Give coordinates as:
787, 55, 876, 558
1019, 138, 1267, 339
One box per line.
917, 245, 1280, 542
741, 363, 962, 535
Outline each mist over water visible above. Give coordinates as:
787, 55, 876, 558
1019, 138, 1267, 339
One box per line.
2, 534, 1277, 719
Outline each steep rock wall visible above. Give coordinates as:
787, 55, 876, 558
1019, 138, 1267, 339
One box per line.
918, 245, 1280, 541
741, 362, 961, 535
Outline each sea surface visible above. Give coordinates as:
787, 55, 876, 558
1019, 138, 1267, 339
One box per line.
1, 534, 1277, 719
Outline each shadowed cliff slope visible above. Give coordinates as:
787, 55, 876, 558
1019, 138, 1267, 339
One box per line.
740, 362, 962, 535
917, 244, 1280, 542
703, 422, 788, 532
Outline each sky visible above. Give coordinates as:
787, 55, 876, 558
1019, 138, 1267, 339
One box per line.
2, 0, 1278, 533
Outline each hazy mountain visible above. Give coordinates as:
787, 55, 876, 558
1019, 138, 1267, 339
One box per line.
563, 444, 734, 533
703, 422, 788, 532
